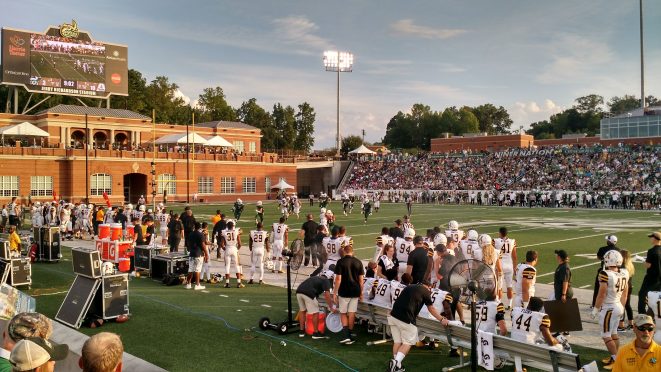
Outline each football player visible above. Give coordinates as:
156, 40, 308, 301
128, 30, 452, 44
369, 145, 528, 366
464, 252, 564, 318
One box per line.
279, 197, 289, 219
513, 250, 538, 309
322, 226, 342, 271
458, 230, 481, 261
445, 220, 465, 244
474, 289, 507, 336
511, 297, 569, 371
591, 250, 629, 369
232, 198, 244, 221
291, 194, 301, 219
402, 215, 414, 231
271, 217, 288, 274
155, 208, 170, 245
248, 222, 269, 284
255, 201, 264, 225
418, 286, 453, 321
221, 221, 244, 288
362, 198, 372, 223
394, 229, 415, 276
494, 227, 517, 309
342, 194, 351, 216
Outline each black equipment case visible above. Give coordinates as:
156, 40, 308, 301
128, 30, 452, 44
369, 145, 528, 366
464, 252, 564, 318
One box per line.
0, 257, 31, 287
55, 275, 101, 329
134, 245, 169, 274
71, 247, 102, 278
91, 273, 129, 319
151, 252, 189, 279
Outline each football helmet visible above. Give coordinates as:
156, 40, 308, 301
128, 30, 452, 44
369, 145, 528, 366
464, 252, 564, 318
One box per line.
320, 208, 327, 214
126, 203, 134, 210
478, 234, 492, 248
467, 230, 478, 241
257, 201, 263, 206
433, 233, 447, 246
448, 220, 459, 230
102, 262, 115, 275
404, 228, 416, 239
603, 250, 623, 267
236, 198, 243, 204
88, 203, 94, 209
605, 235, 618, 244
139, 205, 146, 211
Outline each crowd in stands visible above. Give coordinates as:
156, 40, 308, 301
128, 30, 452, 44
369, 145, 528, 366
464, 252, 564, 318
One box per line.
344, 144, 660, 209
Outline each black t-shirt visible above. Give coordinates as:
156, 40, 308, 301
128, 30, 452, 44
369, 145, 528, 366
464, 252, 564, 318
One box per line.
301, 220, 319, 246
296, 276, 331, 299
134, 224, 145, 245
334, 256, 364, 298
596, 245, 619, 270
212, 220, 227, 243
553, 262, 573, 299
407, 247, 429, 284
438, 254, 458, 292
390, 284, 432, 325
168, 220, 183, 236
643, 245, 661, 285
187, 230, 204, 258
180, 213, 196, 233
378, 256, 400, 281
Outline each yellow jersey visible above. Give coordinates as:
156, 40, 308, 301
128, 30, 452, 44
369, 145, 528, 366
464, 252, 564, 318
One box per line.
613, 340, 661, 372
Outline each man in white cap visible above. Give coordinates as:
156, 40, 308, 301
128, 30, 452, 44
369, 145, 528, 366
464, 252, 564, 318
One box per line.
9, 337, 68, 372
612, 314, 660, 372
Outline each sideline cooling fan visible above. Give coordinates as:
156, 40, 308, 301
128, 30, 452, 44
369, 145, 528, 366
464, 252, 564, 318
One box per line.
448, 259, 497, 372
258, 239, 305, 335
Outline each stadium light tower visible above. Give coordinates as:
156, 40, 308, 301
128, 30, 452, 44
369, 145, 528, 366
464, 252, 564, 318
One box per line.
639, 0, 645, 109
323, 51, 354, 157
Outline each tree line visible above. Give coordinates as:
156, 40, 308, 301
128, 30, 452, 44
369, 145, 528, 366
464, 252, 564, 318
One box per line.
0, 69, 316, 152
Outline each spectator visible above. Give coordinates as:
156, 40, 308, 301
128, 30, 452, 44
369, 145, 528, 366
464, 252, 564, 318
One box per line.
9, 337, 68, 372
638, 232, 661, 314
552, 250, 573, 302
612, 314, 660, 372
79, 332, 123, 372
1, 313, 54, 371
333, 244, 364, 345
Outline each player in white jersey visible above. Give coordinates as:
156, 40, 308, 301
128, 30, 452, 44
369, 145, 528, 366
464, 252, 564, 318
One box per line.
278, 197, 289, 219
591, 250, 629, 367
513, 250, 538, 309
511, 297, 567, 372
248, 222, 269, 284
445, 220, 465, 244
337, 225, 353, 257
647, 291, 661, 343
271, 217, 288, 273
155, 210, 170, 245
322, 227, 342, 270
367, 277, 394, 309
291, 195, 301, 218
374, 227, 395, 263
220, 221, 244, 288
79, 204, 93, 239
419, 287, 453, 320
458, 230, 481, 261
494, 227, 517, 308
401, 215, 414, 232
133, 205, 145, 224
474, 294, 507, 335
389, 279, 409, 308
60, 205, 73, 239
394, 229, 415, 276
319, 208, 328, 228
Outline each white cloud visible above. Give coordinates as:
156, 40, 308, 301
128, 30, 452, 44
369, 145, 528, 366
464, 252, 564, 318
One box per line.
173, 89, 191, 105
390, 19, 467, 40
537, 33, 614, 84
272, 16, 333, 53
510, 99, 563, 129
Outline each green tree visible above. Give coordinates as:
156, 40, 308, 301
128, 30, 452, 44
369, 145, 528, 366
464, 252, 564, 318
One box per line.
236, 98, 276, 149
196, 87, 236, 123
271, 103, 296, 149
608, 94, 660, 115
145, 76, 189, 124
382, 111, 414, 149
341, 135, 364, 158
457, 106, 480, 134
574, 94, 604, 114
111, 69, 149, 114
471, 104, 513, 134
294, 102, 316, 152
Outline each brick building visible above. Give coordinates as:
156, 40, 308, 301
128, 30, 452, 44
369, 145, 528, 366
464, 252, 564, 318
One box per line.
0, 105, 296, 204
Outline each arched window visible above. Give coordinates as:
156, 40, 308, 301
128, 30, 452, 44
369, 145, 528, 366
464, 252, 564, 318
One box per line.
90, 174, 112, 196
158, 174, 176, 195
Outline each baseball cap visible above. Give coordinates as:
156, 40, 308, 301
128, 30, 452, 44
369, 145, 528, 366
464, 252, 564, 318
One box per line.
554, 249, 568, 260
7, 313, 53, 342
9, 337, 68, 371
605, 235, 618, 244
647, 231, 661, 240
633, 314, 654, 327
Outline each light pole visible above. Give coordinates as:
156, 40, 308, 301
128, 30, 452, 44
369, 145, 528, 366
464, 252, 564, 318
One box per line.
323, 50, 354, 157
639, 0, 645, 110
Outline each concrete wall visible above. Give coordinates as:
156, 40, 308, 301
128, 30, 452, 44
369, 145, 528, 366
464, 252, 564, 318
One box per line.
296, 161, 349, 197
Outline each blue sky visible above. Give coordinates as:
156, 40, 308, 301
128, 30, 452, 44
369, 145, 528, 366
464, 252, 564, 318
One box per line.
2, 0, 660, 148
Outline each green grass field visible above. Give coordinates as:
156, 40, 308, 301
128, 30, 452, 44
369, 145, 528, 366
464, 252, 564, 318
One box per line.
25, 202, 659, 371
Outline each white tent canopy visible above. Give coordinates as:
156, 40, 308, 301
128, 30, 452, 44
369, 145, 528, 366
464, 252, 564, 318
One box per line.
154, 132, 208, 145
0, 122, 49, 137
348, 144, 376, 154
270, 179, 294, 190
204, 135, 234, 147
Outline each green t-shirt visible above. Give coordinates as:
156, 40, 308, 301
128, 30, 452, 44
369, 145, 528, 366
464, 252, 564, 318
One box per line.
0, 357, 12, 372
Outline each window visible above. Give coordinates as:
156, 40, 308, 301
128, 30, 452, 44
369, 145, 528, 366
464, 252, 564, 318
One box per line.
233, 141, 244, 153
0, 176, 19, 197
243, 177, 256, 193
249, 141, 256, 153
158, 174, 176, 195
220, 177, 235, 194
198, 177, 213, 194
265, 177, 271, 192
30, 176, 53, 197
90, 173, 112, 196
